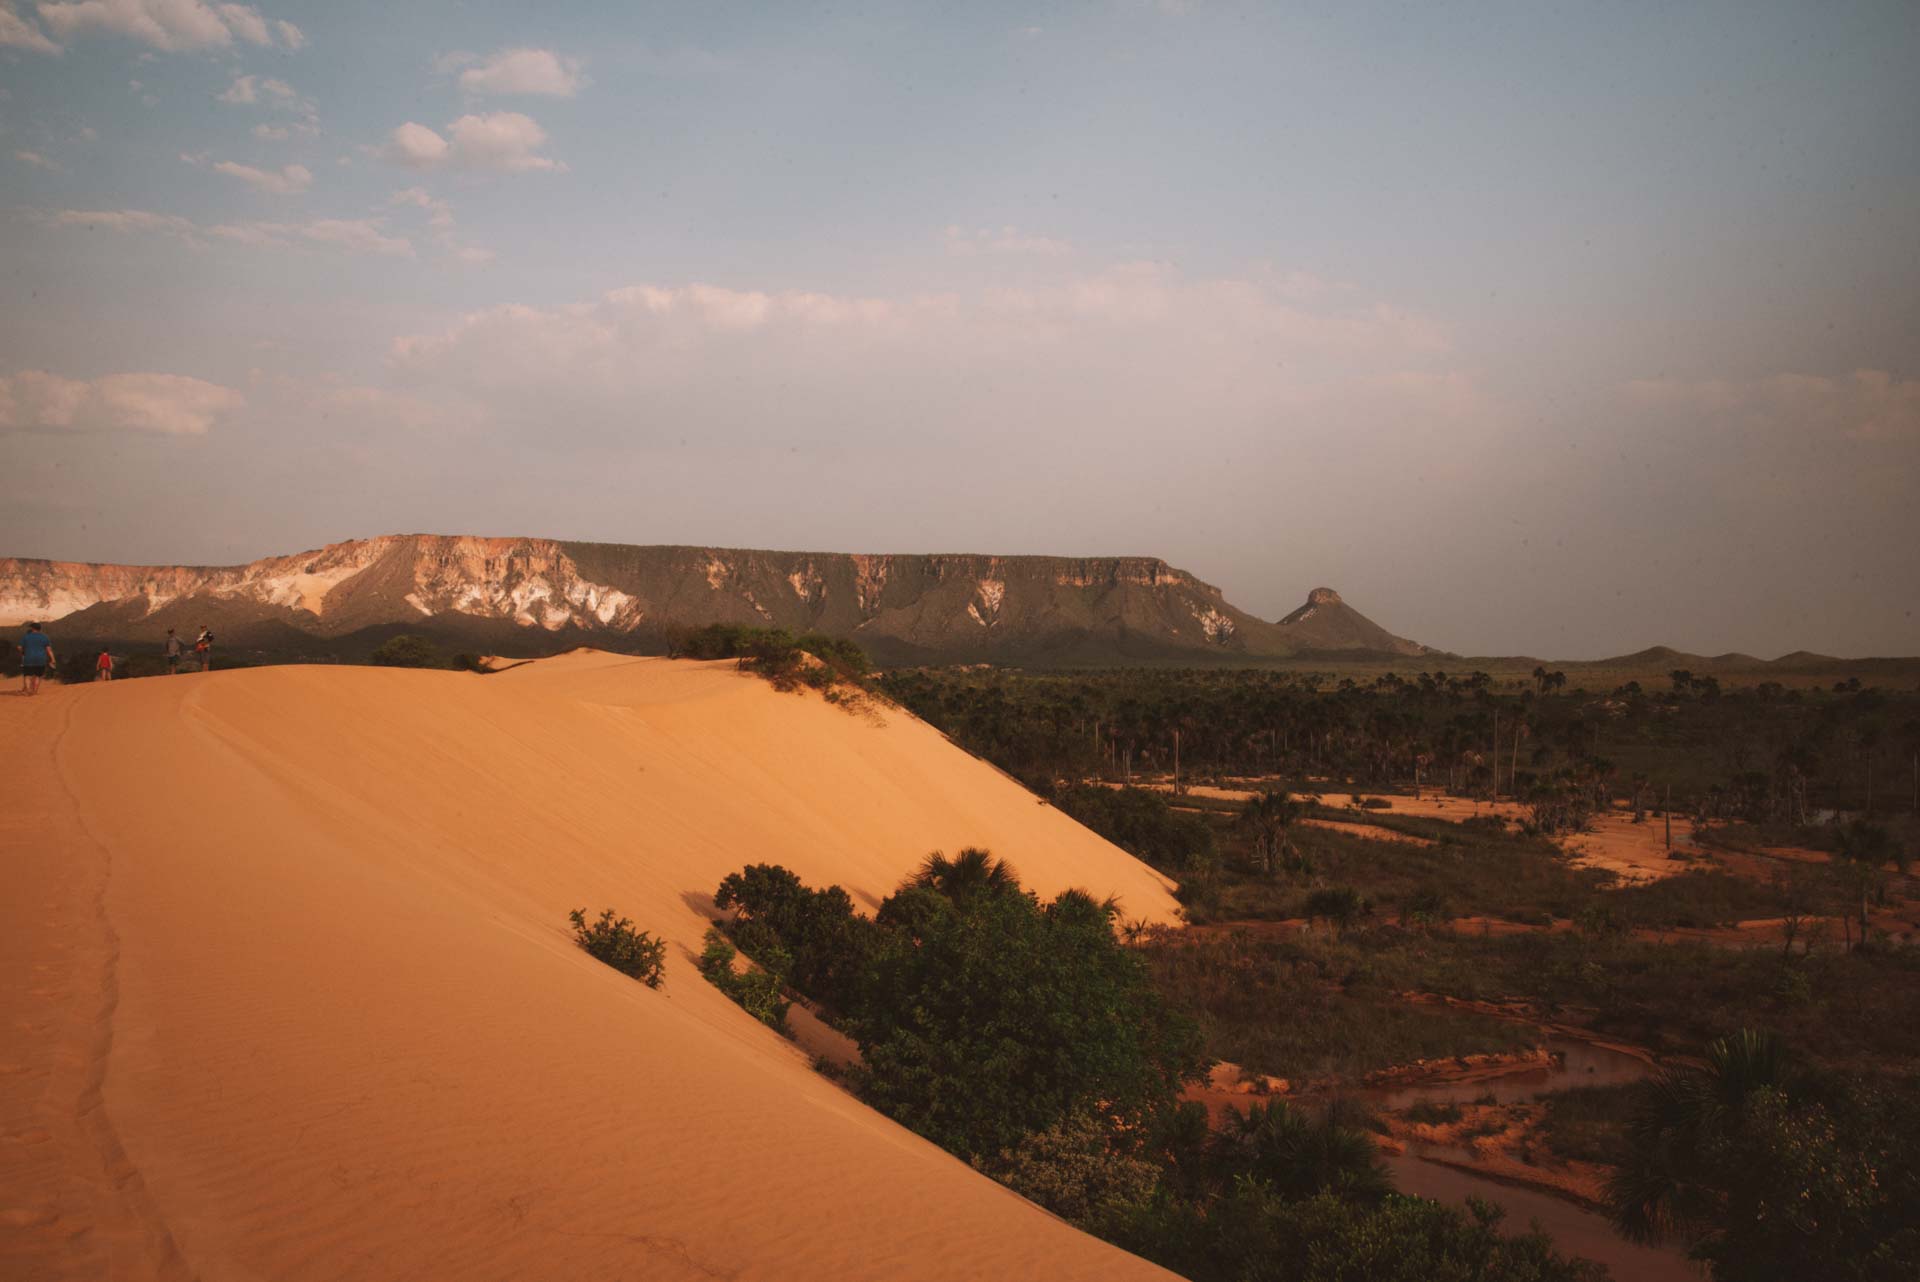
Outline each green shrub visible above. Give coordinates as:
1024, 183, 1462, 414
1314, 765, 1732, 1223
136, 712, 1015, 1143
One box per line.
1304, 886, 1371, 932
698, 926, 792, 1031
714, 863, 873, 1010
983, 1113, 1160, 1230
370, 633, 446, 669
711, 858, 1202, 1165
1108, 1185, 1607, 1282
1404, 1100, 1464, 1126
568, 908, 666, 987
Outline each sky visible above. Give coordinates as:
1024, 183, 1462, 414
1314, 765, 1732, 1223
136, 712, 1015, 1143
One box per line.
1, 0, 1915, 659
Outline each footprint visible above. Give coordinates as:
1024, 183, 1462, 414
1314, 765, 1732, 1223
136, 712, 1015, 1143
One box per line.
4, 1127, 54, 1144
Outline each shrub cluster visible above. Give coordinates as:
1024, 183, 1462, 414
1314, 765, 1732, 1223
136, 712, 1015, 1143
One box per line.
706, 854, 1604, 1281
677, 623, 871, 692
568, 908, 666, 987
709, 857, 1199, 1163
370, 633, 448, 669
697, 927, 791, 1030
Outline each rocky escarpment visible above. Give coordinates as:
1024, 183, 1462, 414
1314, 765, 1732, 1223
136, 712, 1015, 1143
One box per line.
1, 535, 1425, 664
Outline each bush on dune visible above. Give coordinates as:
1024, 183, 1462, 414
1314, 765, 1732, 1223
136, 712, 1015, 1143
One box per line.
370, 633, 448, 669
568, 908, 666, 987
697, 927, 792, 1031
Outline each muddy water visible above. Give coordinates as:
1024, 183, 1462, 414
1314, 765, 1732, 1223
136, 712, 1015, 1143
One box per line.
1374, 1038, 1702, 1280
1384, 1154, 1699, 1281
1371, 1038, 1655, 1110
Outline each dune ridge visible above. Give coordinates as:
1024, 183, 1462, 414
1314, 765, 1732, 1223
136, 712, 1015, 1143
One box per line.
1, 653, 1179, 1280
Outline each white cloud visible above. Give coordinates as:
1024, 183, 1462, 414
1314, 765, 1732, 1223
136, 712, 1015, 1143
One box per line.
208, 218, 411, 256
386, 266, 1462, 450
34, 0, 296, 51
283, 218, 412, 257
943, 224, 1073, 256
381, 112, 563, 173
1624, 370, 1920, 443
273, 17, 299, 47
391, 185, 453, 228
0, 369, 243, 434
251, 123, 288, 141
382, 121, 450, 168
391, 186, 498, 265
45, 206, 412, 257
14, 149, 61, 170
213, 1, 264, 44
217, 74, 319, 134
0, 1, 59, 53
451, 47, 586, 97
186, 155, 313, 195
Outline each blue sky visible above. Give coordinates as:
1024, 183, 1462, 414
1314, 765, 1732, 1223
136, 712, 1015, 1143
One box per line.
2, 1, 1916, 657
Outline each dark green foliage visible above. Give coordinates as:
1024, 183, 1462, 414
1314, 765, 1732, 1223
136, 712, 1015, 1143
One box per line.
697, 926, 791, 1030
1107, 1185, 1607, 1282
1608, 1030, 1920, 1280
709, 857, 1201, 1165
567, 908, 666, 987
713, 863, 871, 1009
903, 846, 1021, 903
982, 1112, 1161, 1230
679, 624, 871, 691
1055, 784, 1217, 873
1238, 792, 1311, 877
851, 879, 1203, 1162
1538, 1084, 1637, 1166
1303, 886, 1370, 932
878, 665, 1920, 818
1403, 1100, 1464, 1126
1213, 1100, 1392, 1202
370, 633, 446, 668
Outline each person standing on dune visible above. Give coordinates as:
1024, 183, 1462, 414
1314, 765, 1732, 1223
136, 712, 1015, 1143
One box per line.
19, 623, 54, 696
95, 649, 114, 682
165, 627, 185, 675
194, 626, 213, 673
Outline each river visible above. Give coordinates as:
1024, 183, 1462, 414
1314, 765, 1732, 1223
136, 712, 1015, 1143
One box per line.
1372, 1038, 1702, 1281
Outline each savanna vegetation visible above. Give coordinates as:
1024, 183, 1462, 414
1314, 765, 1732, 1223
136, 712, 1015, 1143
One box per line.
875, 664, 1920, 1279
702, 854, 1606, 1281
878, 665, 1920, 821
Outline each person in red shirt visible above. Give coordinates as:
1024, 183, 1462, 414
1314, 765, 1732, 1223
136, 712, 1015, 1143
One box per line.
96, 649, 114, 682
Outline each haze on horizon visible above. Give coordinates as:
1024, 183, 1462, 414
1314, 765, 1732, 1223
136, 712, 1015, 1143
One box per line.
1, 1, 1914, 661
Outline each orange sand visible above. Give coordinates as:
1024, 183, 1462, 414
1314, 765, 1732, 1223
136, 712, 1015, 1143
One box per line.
0, 654, 1180, 1281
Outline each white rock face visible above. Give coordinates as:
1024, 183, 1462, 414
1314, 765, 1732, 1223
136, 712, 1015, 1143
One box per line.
0, 535, 647, 633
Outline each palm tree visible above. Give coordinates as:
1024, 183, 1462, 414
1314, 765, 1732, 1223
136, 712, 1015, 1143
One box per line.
1609, 1029, 1788, 1246
1218, 1100, 1393, 1202
1238, 791, 1308, 877
907, 847, 1021, 902
1833, 820, 1907, 949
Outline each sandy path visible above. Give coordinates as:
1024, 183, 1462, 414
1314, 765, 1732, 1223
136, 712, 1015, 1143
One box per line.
0, 657, 1179, 1281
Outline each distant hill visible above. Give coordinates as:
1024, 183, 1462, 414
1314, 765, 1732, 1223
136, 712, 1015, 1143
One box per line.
1272, 587, 1427, 657
0, 533, 1431, 666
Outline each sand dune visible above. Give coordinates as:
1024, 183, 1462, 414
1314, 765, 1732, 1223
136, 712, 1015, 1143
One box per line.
1, 653, 1180, 1281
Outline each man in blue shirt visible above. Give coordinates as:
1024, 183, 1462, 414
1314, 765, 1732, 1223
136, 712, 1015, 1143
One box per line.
19, 623, 55, 696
